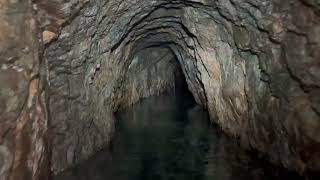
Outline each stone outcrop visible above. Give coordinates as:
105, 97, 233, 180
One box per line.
1, 0, 320, 179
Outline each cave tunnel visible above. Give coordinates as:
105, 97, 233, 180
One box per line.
124, 45, 193, 99
1, 0, 320, 180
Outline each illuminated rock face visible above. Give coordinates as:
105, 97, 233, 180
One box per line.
0, 1, 49, 180
1, 0, 319, 179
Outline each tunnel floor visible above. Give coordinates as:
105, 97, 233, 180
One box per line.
54, 93, 303, 180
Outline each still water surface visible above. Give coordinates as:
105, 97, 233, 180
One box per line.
55, 94, 302, 180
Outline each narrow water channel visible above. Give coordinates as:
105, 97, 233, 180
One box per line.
55, 94, 302, 180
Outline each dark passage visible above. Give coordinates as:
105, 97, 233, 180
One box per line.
54, 92, 302, 180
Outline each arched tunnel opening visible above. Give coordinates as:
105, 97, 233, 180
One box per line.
1, 0, 320, 180
119, 44, 196, 107
115, 45, 196, 108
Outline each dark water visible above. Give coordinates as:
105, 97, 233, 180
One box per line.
55, 94, 302, 180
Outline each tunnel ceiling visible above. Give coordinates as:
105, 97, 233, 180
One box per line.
1, 0, 320, 179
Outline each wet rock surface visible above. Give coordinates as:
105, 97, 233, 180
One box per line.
1, 0, 320, 179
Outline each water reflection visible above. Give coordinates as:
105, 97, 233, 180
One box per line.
55, 94, 302, 180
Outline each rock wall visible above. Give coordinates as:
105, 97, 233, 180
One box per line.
0, 0, 49, 180
1, 0, 319, 179
180, 1, 320, 176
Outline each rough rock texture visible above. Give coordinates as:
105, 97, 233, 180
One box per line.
118, 47, 179, 107
44, 0, 320, 177
0, 0, 49, 180
1, 0, 320, 179
46, 37, 179, 172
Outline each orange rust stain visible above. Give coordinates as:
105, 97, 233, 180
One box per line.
11, 79, 40, 180
210, 61, 221, 80
28, 78, 39, 108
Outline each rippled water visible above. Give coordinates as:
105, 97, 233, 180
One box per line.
55, 94, 302, 180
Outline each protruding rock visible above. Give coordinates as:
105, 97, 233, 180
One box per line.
42, 30, 57, 45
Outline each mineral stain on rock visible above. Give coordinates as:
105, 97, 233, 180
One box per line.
0, 0, 320, 180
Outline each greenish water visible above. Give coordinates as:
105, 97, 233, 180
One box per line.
55, 94, 302, 180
